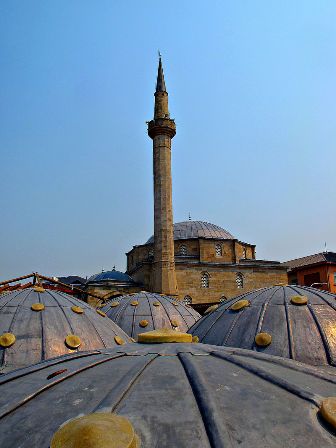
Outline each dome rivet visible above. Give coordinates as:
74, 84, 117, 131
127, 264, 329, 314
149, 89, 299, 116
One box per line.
65, 335, 81, 349
114, 336, 125, 345
139, 320, 148, 328
172, 302, 179, 306
31, 303, 45, 312
138, 328, 192, 344
171, 319, 179, 327
110, 301, 119, 307
71, 306, 84, 314
50, 413, 140, 448
153, 301, 160, 307
192, 335, 199, 343
0, 332, 16, 348
255, 332, 272, 347
96, 309, 106, 317
320, 397, 336, 429
131, 301, 139, 306
33, 286, 45, 293
204, 304, 219, 314
290, 295, 308, 306
230, 299, 250, 311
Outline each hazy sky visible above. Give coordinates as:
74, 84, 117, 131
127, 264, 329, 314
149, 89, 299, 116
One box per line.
1, 1, 336, 280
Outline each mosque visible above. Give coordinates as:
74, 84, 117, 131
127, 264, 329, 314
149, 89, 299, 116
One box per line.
0, 58, 335, 447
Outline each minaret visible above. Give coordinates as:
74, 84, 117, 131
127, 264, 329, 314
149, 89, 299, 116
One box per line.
147, 57, 178, 296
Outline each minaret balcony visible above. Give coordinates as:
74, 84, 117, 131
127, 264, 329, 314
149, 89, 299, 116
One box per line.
147, 118, 176, 139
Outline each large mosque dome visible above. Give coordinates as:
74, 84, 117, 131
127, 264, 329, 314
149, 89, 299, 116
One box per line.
146, 220, 235, 244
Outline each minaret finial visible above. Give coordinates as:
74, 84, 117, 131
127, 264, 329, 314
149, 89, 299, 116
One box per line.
188, 212, 191, 221
156, 53, 166, 93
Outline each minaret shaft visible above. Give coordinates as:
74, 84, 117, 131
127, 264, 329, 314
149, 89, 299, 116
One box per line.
148, 58, 178, 296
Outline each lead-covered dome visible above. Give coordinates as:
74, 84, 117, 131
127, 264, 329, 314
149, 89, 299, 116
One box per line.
87, 269, 134, 283
189, 285, 336, 367
146, 220, 235, 244
0, 339, 335, 447
101, 291, 201, 339
0, 287, 131, 373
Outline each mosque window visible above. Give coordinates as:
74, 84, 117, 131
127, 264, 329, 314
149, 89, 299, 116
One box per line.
148, 248, 154, 259
236, 273, 244, 289
201, 272, 209, 288
179, 245, 187, 256
219, 295, 227, 302
183, 295, 192, 305
215, 244, 222, 257
242, 248, 247, 259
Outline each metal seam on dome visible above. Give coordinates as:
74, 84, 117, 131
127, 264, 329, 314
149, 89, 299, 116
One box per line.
82, 310, 109, 349
221, 347, 336, 384
95, 354, 159, 413
178, 352, 232, 446
0, 353, 128, 420
211, 351, 322, 407
46, 289, 76, 337
307, 303, 334, 366
284, 298, 295, 360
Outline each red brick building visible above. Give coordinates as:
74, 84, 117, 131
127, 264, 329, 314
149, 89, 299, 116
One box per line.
284, 251, 336, 293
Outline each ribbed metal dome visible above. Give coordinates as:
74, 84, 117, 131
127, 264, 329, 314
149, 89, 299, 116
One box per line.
0, 342, 335, 447
0, 287, 131, 373
189, 285, 336, 367
146, 220, 235, 244
101, 291, 201, 339
87, 270, 134, 283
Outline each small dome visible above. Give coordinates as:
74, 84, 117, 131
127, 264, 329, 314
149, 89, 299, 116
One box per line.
0, 287, 131, 373
146, 220, 235, 244
189, 285, 336, 367
101, 291, 201, 339
87, 270, 134, 283
0, 342, 335, 447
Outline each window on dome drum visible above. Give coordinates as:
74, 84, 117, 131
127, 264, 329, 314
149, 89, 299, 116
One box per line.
219, 295, 227, 302
201, 272, 209, 288
215, 244, 222, 257
236, 273, 244, 289
183, 295, 192, 305
179, 244, 187, 256
242, 248, 247, 259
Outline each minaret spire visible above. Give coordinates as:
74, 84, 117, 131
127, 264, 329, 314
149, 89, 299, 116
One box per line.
148, 57, 178, 297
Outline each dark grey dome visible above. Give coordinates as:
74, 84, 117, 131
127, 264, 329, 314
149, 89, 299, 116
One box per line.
189, 285, 336, 367
146, 220, 235, 244
0, 341, 335, 447
87, 269, 134, 283
0, 287, 131, 373
101, 291, 201, 339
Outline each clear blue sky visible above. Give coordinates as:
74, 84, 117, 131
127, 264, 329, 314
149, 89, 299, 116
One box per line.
1, 1, 336, 279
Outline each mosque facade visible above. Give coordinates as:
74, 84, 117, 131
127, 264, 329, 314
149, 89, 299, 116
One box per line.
126, 59, 287, 307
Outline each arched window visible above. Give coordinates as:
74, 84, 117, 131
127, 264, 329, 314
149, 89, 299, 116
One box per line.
236, 272, 244, 289
219, 295, 227, 302
215, 243, 222, 257
201, 272, 209, 288
242, 248, 247, 259
148, 248, 154, 259
179, 244, 187, 256
183, 295, 192, 305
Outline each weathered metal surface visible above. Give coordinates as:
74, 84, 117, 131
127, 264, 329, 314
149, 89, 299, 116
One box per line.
0, 288, 131, 373
87, 270, 134, 284
189, 285, 336, 366
0, 343, 335, 447
146, 220, 235, 244
102, 291, 201, 339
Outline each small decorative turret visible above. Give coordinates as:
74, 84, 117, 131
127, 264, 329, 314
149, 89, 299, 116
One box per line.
147, 56, 178, 296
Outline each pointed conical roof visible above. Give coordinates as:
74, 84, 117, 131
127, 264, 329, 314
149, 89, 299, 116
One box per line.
156, 57, 166, 92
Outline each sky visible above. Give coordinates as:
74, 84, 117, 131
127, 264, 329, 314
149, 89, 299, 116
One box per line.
1, 1, 336, 280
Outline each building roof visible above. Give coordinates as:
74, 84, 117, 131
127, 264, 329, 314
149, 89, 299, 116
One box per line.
0, 341, 335, 447
0, 287, 131, 373
284, 251, 336, 270
87, 269, 134, 284
102, 291, 201, 339
56, 276, 86, 285
189, 285, 336, 367
146, 220, 235, 244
